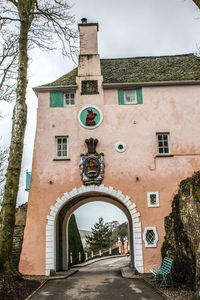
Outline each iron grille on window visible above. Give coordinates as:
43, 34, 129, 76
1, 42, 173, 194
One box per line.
150, 194, 157, 205
147, 192, 159, 207
145, 229, 155, 245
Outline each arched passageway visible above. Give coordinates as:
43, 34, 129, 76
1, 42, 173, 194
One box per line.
46, 185, 144, 276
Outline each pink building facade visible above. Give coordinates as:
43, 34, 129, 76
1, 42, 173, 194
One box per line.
20, 19, 200, 275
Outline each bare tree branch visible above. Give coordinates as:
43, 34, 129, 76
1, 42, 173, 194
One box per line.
0, 30, 18, 102
0, 54, 17, 89
0, 17, 20, 21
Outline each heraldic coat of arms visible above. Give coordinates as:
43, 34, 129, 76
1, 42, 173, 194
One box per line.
80, 138, 105, 185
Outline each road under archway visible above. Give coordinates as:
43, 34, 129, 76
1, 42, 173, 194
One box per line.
46, 185, 143, 275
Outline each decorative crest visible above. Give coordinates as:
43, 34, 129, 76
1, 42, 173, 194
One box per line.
85, 138, 98, 155
80, 138, 104, 186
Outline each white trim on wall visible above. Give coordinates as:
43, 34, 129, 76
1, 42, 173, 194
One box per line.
45, 185, 144, 275
147, 192, 159, 207
115, 141, 127, 153
143, 227, 158, 248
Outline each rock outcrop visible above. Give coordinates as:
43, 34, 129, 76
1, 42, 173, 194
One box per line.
162, 171, 200, 294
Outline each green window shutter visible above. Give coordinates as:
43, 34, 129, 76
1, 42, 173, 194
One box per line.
50, 92, 64, 107
118, 89, 124, 105
136, 88, 143, 104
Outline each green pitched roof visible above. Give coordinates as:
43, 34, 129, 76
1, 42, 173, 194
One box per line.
45, 68, 77, 86
101, 54, 200, 83
43, 53, 200, 87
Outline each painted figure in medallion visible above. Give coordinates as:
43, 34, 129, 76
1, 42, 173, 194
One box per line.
85, 109, 97, 126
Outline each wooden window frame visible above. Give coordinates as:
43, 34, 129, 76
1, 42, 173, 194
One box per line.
64, 93, 76, 107
124, 90, 137, 105
156, 132, 171, 156
55, 136, 68, 159
118, 88, 143, 105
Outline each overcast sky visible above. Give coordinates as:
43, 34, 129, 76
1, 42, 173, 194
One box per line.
1, 0, 200, 230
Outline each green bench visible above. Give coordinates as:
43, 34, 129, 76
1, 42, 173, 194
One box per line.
150, 257, 173, 287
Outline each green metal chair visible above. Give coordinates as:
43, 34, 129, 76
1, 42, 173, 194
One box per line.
150, 257, 173, 287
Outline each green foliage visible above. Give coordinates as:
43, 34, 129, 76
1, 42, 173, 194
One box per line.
107, 221, 120, 232
110, 222, 128, 245
162, 170, 200, 291
0, 276, 11, 298
68, 214, 85, 266
86, 217, 112, 252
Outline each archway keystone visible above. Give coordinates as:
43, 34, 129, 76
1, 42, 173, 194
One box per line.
46, 185, 144, 275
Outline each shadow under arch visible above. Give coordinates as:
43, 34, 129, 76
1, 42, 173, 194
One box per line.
58, 195, 133, 271
46, 185, 143, 276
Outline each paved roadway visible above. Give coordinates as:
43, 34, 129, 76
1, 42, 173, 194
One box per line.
31, 256, 165, 300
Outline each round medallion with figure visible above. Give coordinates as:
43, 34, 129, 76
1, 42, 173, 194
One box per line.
78, 105, 103, 129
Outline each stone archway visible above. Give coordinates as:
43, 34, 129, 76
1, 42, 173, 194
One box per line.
46, 185, 143, 276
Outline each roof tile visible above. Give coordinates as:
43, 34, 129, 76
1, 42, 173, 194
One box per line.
43, 54, 200, 87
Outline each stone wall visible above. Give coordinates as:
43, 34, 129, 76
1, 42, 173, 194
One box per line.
12, 203, 27, 270
162, 171, 200, 293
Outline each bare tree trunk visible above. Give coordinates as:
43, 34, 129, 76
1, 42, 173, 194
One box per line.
193, 0, 200, 9
0, 15, 28, 276
0, 0, 75, 276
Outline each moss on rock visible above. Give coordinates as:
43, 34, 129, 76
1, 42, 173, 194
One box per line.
162, 171, 200, 293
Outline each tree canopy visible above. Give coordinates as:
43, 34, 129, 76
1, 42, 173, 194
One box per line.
86, 217, 112, 252
68, 214, 85, 266
111, 222, 128, 244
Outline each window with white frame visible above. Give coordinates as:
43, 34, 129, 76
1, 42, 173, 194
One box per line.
55, 137, 68, 159
156, 133, 170, 155
143, 227, 158, 248
147, 192, 159, 207
124, 90, 137, 104
64, 93, 76, 106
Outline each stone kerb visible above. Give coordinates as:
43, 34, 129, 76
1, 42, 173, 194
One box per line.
46, 184, 144, 275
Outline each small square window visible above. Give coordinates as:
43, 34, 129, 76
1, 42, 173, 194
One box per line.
156, 133, 170, 155
147, 192, 159, 207
81, 80, 98, 94
55, 136, 68, 159
64, 93, 76, 107
150, 194, 156, 205
143, 227, 158, 248
124, 90, 137, 105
